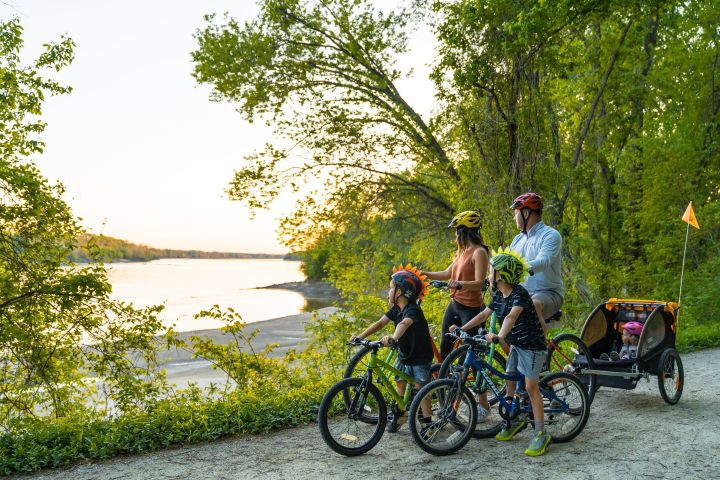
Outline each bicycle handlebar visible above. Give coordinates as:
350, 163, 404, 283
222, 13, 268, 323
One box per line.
347, 338, 385, 349
445, 329, 500, 345
429, 280, 461, 290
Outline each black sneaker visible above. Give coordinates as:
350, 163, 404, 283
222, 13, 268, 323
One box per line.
386, 412, 406, 433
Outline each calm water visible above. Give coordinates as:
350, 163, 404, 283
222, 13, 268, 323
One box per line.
106, 258, 307, 332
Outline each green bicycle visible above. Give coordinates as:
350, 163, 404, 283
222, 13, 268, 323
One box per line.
318, 338, 425, 456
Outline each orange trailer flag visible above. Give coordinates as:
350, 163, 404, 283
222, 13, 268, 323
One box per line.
681, 202, 700, 229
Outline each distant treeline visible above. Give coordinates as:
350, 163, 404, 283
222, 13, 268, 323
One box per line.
70, 234, 298, 263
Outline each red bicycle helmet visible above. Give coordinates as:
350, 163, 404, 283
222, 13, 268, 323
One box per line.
510, 193, 543, 211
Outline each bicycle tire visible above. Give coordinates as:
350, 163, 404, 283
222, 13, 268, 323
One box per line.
408, 378, 477, 456
546, 333, 596, 405
438, 344, 506, 438
538, 371, 590, 443
318, 377, 387, 456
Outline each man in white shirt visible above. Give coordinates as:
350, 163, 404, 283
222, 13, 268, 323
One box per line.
509, 193, 564, 332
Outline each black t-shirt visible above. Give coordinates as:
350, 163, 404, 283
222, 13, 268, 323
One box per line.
384, 303, 434, 365
488, 285, 546, 351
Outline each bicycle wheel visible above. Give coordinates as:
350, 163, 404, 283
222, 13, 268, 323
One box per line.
545, 333, 596, 405
657, 348, 684, 405
438, 345, 506, 438
408, 378, 477, 456
538, 372, 589, 443
318, 377, 387, 456
343, 345, 373, 379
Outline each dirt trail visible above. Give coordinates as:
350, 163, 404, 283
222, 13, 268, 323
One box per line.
21, 348, 720, 480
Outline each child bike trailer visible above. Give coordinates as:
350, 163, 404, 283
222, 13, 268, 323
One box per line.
579, 298, 684, 405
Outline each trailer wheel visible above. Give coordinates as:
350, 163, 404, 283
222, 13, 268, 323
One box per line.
657, 348, 684, 405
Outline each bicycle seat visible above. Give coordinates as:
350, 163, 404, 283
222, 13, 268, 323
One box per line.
546, 311, 562, 322
545, 310, 562, 329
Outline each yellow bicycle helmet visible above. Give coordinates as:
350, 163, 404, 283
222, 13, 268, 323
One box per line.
448, 211, 483, 229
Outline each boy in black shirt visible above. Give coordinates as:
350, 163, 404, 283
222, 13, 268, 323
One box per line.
452, 248, 551, 456
351, 265, 434, 432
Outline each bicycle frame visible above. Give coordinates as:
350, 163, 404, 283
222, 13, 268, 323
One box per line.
366, 348, 416, 410
546, 339, 579, 372
459, 341, 570, 416
468, 311, 500, 391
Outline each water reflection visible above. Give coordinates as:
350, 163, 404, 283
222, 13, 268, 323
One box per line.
106, 258, 308, 332
301, 297, 339, 312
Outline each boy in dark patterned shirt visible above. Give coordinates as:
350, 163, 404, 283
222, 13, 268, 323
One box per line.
452, 248, 550, 456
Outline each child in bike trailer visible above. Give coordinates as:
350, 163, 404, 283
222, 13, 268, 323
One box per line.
603, 321, 641, 361
351, 264, 434, 433
452, 248, 551, 457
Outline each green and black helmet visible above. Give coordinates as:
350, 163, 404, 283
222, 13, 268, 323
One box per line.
490, 247, 531, 285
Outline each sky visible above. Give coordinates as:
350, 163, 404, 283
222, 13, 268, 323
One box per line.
1, 0, 436, 253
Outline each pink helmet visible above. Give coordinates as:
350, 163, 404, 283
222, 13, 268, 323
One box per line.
623, 321, 643, 336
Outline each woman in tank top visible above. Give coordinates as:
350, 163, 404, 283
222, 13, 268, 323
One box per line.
424, 211, 490, 360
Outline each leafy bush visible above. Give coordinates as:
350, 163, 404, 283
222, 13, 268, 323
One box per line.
0, 377, 332, 475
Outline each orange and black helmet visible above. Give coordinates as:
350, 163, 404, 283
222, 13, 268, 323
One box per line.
510, 193, 543, 211
391, 264, 429, 302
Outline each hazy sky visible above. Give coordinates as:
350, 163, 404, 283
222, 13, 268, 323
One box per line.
1, 1, 435, 253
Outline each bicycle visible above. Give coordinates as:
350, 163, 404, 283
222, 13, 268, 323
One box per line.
341, 280, 463, 387
408, 330, 590, 456
542, 311, 597, 404
437, 311, 508, 438
318, 338, 427, 456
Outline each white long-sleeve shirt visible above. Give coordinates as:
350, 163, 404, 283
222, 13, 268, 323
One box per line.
509, 221, 564, 298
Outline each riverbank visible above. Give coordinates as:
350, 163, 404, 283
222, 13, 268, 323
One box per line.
159, 307, 340, 389
257, 280, 340, 298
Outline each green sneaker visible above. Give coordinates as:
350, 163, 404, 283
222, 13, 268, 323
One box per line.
495, 418, 527, 441
524, 431, 551, 456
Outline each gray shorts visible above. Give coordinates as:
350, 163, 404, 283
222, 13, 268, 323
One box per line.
506, 345, 546, 381
532, 290, 563, 320
394, 362, 432, 386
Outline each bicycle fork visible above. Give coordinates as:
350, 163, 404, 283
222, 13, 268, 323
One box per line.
348, 376, 371, 419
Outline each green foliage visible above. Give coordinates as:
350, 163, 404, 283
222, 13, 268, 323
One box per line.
0, 303, 335, 475
192, 0, 720, 339
0, 377, 331, 475
192, 0, 458, 253
184, 306, 284, 389
298, 233, 335, 280
69, 234, 291, 262
1, 17, 172, 430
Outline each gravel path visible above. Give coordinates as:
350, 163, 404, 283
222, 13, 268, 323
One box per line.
19, 348, 720, 480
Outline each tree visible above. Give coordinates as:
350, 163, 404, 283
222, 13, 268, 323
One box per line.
192, 0, 464, 252
0, 18, 171, 428
194, 0, 719, 326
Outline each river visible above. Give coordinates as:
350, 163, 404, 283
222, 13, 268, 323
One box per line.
105, 258, 309, 332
